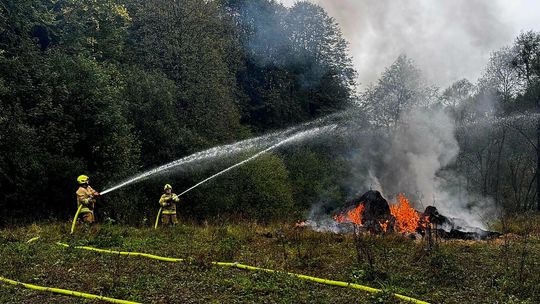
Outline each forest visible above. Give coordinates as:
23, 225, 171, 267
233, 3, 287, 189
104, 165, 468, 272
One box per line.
0, 0, 538, 227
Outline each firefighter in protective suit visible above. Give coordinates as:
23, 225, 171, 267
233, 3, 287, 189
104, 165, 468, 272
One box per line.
76, 175, 100, 224
159, 184, 180, 225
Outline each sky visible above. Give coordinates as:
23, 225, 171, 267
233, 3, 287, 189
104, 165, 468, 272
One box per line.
278, 0, 540, 88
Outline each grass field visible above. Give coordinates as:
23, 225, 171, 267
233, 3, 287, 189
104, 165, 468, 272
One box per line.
1, 216, 539, 303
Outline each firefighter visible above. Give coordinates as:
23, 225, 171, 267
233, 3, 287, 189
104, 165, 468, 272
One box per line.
76, 175, 100, 224
159, 184, 180, 226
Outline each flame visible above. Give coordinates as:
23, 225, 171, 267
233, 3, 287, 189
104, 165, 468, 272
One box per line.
333, 193, 423, 234
390, 194, 420, 233
419, 215, 431, 230
334, 204, 364, 225
379, 220, 389, 232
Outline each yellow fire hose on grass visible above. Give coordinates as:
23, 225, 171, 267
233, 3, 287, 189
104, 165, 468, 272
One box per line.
56, 242, 184, 262
0, 276, 140, 304
26, 236, 41, 244
154, 207, 162, 229
56, 242, 430, 304
70, 204, 83, 234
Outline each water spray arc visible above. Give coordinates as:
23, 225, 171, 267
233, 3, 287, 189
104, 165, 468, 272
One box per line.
153, 125, 336, 228
99, 111, 347, 196
178, 126, 335, 197
98, 135, 285, 196
71, 113, 341, 231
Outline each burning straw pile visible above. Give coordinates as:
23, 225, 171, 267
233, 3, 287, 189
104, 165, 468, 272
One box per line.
332, 190, 499, 240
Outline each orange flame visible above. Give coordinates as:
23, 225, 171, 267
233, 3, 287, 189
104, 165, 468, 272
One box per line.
419, 215, 431, 230
334, 204, 364, 225
390, 194, 420, 233
379, 220, 389, 232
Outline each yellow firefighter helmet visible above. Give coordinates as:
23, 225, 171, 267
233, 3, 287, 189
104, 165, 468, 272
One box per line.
77, 175, 89, 184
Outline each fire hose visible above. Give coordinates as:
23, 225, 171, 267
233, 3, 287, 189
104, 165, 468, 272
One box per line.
72, 197, 162, 231
71, 193, 101, 234
70, 204, 83, 234
55, 242, 430, 304
0, 276, 140, 304
154, 207, 162, 229
26, 236, 41, 243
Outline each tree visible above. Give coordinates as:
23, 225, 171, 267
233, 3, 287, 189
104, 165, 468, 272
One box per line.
511, 31, 540, 211
221, 0, 289, 66
54, 0, 132, 61
362, 55, 432, 129
223, 0, 355, 131
126, 0, 245, 144
121, 67, 185, 168
0, 0, 74, 222
286, 1, 355, 114
186, 153, 295, 222
479, 47, 525, 106
512, 31, 540, 85
286, 2, 355, 86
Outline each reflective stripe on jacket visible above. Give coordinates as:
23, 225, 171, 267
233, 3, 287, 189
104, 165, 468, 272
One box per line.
159, 193, 180, 215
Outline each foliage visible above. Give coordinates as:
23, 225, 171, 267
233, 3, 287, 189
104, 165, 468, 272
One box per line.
187, 153, 295, 222
225, 0, 355, 131
361, 54, 436, 130
0, 0, 538, 224
0, 0, 355, 224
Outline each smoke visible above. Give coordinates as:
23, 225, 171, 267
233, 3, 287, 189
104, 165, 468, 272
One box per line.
235, 0, 536, 231
279, 0, 536, 88
346, 105, 494, 229
305, 105, 494, 231
386, 107, 493, 228
233, 1, 354, 89
382, 107, 459, 201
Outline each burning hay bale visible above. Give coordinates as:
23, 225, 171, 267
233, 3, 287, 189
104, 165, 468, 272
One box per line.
420, 206, 501, 240
336, 190, 396, 233
332, 191, 500, 240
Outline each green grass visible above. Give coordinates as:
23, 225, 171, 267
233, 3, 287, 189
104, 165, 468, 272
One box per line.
1, 216, 540, 303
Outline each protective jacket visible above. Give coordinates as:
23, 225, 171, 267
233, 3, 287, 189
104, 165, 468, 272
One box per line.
76, 185, 99, 213
159, 193, 180, 215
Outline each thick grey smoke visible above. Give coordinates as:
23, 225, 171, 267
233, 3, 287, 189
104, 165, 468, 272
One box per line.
311, 105, 493, 230
382, 107, 459, 201
342, 107, 460, 199
380, 107, 491, 228
280, 0, 540, 88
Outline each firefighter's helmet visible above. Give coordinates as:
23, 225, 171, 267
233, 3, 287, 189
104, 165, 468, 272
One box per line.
77, 175, 89, 185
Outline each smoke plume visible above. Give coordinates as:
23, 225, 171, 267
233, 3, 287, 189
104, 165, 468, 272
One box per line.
279, 0, 536, 88
340, 105, 494, 229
